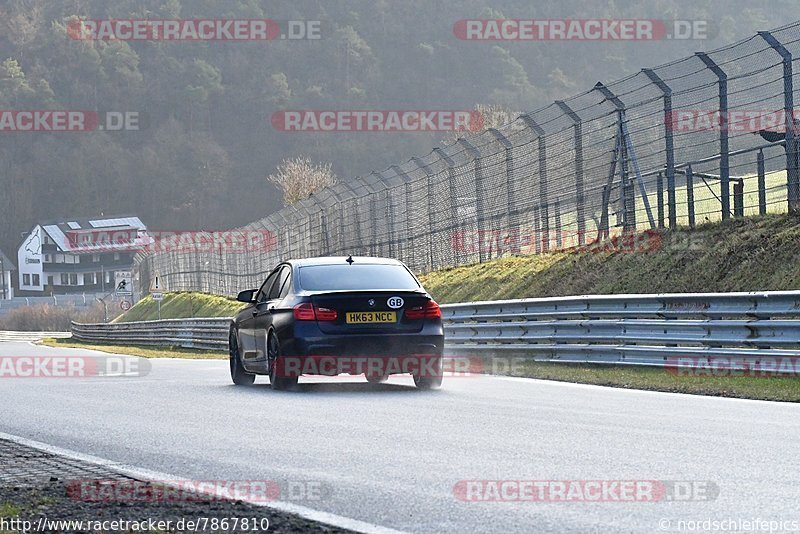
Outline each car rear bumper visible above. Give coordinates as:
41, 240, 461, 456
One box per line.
277, 322, 444, 377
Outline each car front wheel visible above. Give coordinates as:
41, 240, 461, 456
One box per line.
229, 329, 255, 386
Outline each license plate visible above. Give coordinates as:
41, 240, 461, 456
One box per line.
345, 311, 397, 324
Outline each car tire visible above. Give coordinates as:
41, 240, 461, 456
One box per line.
229, 329, 255, 386
366, 374, 388, 384
268, 332, 298, 391
413, 357, 443, 389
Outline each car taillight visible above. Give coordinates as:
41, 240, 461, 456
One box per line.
405, 300, 441, 320
293, 303, 316, 321
293, 303, 338, 321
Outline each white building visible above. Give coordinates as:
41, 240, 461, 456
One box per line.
16, 215, 149, 295
0, 249, 14, 300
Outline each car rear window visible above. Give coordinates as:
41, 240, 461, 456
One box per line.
298, 264, 420, 291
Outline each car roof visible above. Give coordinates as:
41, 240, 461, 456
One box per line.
287, 256, 404, 268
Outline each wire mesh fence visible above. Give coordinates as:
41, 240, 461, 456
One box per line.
136, 21, 800, 296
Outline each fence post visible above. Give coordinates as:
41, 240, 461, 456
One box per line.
519, 115, 549, 252
390, 165, 413, 265
555, 100, 586, 245
358, 174, 382, 257
593, 81, 641, 233
686, 165, 696, 228
733, 179, 744, 217
656, 172, 665, 228
643, 68, 676, 228
696, 52, 730, 220
412, 157, 437, 270
433, 148, 459, 266
553, 199, 562, 248
757, 149, 767, 215
488, 128, 516, 253
458, 138, 484, 263
758, 31, 799, 214
374, 171, 397, 258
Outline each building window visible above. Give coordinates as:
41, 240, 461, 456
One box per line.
44, 254, 51, 263
61, 273, 69, 285
23, 274, 30, 285
92, 255, 100, 263
114, 252, 121, 261
83, 273, 94, 285
69, 273, 78, 285
47, 276, 53, 286
32, 274, 39, 286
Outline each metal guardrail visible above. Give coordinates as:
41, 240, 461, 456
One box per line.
441, 290, 800, 366
71, 291, 800, 365
71, 318, 230, 351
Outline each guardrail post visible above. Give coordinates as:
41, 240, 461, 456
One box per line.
643, 68, 677, 228
686, 165, 696, 228
759, 31, 799, 214
488, 128, 518, 253
555, 100, 586, 246
757, 149, 767, 215
519, 115, 550, 252
458, 138, 485, 263
696, 52, 730, 220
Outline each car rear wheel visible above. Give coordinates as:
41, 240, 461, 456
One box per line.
366, 374, 388, 384
268, 332, 298, 391
229, 330, 255, 386
413, 357, 443, 390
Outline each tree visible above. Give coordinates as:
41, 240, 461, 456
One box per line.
267, 157, 337, 206
441, 103, 520, 145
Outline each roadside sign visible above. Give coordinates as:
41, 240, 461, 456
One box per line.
120, 300, 131, 311
150, 274, 162, 292
151, 292, 164, 301
115, 271, 133, 296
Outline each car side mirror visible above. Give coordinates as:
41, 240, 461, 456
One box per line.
237, 289, 256, 303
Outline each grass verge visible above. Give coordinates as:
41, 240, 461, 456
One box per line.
491, 360, 800, 402
419, 213, 800, 303
115, 292, 243, 323
39, 337, 226, 360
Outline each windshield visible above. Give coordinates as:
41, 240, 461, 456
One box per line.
298, 264, 420, 291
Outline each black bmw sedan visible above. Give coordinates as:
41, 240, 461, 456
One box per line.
229, 256, 444, 390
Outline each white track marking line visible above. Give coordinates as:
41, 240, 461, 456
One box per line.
0, 431, 407, 534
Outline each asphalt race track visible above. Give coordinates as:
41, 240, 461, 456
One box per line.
1, 340, 798, 533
